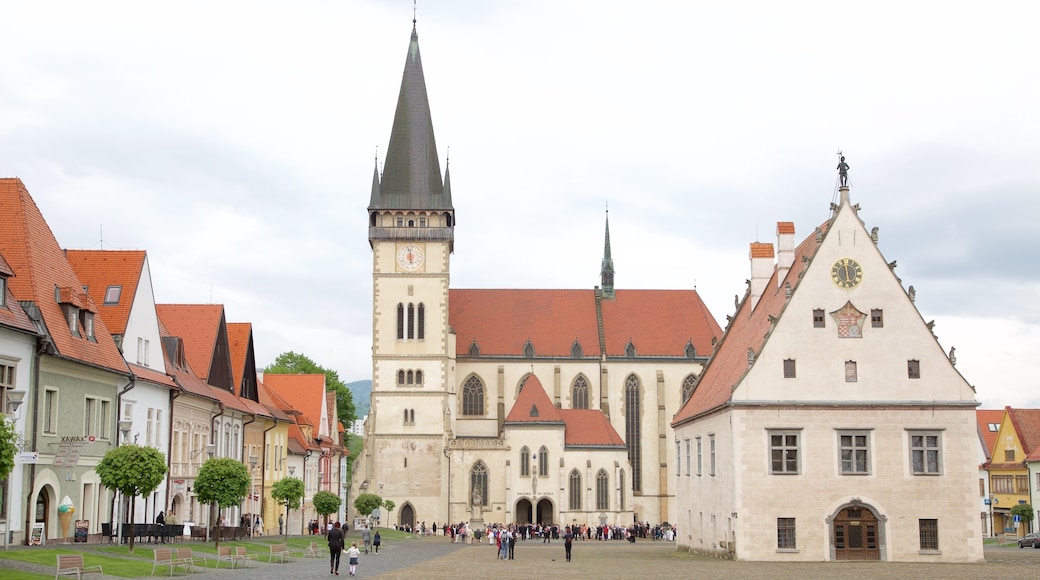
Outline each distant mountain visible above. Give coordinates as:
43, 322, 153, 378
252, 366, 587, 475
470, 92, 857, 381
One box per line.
346, 380, 372, 417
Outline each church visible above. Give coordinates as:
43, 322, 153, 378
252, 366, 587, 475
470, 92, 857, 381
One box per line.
350, 22, 721, 530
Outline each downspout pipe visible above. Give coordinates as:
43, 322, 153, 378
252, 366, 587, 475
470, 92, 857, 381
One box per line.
241, 413, 256, 533
206, 402, 225, 542
113, 372, 135, 546
261, 419, 277, 531
164, 388, 181, 519
23, 336, 47, 545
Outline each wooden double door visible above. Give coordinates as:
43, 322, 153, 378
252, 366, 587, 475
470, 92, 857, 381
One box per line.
833, 506, 880, 560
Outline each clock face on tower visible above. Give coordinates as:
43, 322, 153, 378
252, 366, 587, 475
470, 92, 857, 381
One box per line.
396, 243, 426, 272
831, 257, 863, 289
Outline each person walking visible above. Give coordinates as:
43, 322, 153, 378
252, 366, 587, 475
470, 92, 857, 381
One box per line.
327, 521, 345, 575
361, 526, 372, 554
346, 541, 361, 576
373, 530, 381, 554
564, 526, 574, 562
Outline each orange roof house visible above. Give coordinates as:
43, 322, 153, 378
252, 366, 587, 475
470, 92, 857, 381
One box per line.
157, 304, 236, 394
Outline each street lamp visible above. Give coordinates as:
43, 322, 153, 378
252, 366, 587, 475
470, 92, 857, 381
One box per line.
118, 420, 133, 444
248, 455, 258, 538
3, 389, 25, 418
443, 446, 451, 525
113, 419, 133, 546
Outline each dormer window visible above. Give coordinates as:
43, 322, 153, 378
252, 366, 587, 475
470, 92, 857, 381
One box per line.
81, 310, 95, 341
104, 285, 122, 305
64, 304, 80, 337
0, 275, 6, 308
523, 340, 535, 358
625, 341, 636, 358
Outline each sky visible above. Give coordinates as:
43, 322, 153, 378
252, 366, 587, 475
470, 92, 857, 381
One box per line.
2, 1, 1038, 409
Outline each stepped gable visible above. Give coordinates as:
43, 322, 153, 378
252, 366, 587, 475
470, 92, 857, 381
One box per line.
504, 375, 564, 424
64, 249, 144, 336
672, 220, 827, 424
0, 178, 128, 374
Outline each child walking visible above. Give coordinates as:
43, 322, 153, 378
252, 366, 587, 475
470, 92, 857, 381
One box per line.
346, 541, 361, 576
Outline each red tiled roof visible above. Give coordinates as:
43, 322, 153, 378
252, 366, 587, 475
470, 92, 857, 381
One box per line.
226, 322, 251, 393
450, 289, 720, 358
0, 178, 129, 374
504, 375, 624, 447
129, 362, 177, 390
976, 409, 1004, 461
257, 380, 295, 422
504, 375, 564, 423
264, 374, 327, 428
777, 222, 796, 234
673, 220, 828, 425
64, 250, 145, 336
0, 252, 39, 336
750, 242, 774, 258
1008, 408, 1040, 457
156, 304, 225, 380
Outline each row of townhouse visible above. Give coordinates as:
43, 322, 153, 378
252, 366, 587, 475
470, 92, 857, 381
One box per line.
976, 407, 1040, 538
1, 178, 347, 544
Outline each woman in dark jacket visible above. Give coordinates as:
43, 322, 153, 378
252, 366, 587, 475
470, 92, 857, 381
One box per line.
327, 521, 345, 575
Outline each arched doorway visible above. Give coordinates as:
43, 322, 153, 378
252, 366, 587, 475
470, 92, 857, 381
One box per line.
34, 484, 54, 541
515, 498, 533, 524
399, 504, 415, 531
171, 495, 184, 523
535, 498, 554, 525
831, 504, 882, 560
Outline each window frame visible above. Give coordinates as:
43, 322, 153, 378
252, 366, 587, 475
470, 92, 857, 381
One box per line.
461, 376, 485, 416
520, 446, 530, 477
870, 309, 883, 328
838, 430, 871, 475
709, 433, 716, 476
696, 436, 702, 476
813, 309, 825, 328
908, 359, 921, 379
769, 429, 801, 475
596, 469, 609, 511
783, 359, 796, 379
909, 430, 943, 475
918, 518, 939, 551
569, 469, 582, 510
777, 517, 797, 550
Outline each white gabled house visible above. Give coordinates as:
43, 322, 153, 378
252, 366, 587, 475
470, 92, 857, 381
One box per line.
671, 181, 982, 562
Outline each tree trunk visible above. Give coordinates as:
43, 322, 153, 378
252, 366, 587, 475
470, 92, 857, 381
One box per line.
128, 494, 136, 554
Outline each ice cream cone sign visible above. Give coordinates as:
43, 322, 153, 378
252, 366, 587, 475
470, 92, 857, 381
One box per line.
58, 496, 75, 543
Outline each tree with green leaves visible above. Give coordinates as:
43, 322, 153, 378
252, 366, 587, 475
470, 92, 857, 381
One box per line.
94, 444, 168, 553
313, 490, 341, 529
0, 418, 18, 483
354, 493, 382, 518
1011, 503, 1035, 534
381, 499, 395, 528
271, 477, 305, 536
193, 458, 250, 548
264, 352, 357, 439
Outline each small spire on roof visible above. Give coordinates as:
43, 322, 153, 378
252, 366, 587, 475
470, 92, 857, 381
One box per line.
413, 0, 417, 25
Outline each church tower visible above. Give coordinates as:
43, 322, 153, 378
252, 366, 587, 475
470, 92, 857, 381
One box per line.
363, 20, 456, 523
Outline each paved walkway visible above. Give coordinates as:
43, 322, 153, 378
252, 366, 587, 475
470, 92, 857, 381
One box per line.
3, 535, 1040, 579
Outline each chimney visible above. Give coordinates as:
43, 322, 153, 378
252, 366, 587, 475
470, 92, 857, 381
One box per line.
776, 222, 795, 288
749, 242, 775, 311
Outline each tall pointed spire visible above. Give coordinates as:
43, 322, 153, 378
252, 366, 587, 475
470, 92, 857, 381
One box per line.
370, 22, 452, 211
601, 208, 615, 299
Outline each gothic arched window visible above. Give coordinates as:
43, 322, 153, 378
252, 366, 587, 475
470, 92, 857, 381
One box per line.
397, 370, 405, 386
569, 469, 582, 510
596, 469, 609, 510
471, 461, 489, 507
417, 303, 425, 340
625, 374, 642, 492
572, 375, 589, 410
396, 303, 404, 339
538, 446, 549, 477
407, 370, 414, 385
619, 469, 626, 510
462, 376, 485, 416
520, 446, 530, 477
682, 374, 698, 403
407, 303, 415, 339
415, 370, 423, 385
571, 339, 583, 358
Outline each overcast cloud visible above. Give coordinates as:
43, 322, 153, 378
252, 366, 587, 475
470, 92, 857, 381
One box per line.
2, 1, 1037, 408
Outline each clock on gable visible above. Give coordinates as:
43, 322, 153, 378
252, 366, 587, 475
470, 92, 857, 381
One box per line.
396, 243, 426, 272
831, 257, 863, 289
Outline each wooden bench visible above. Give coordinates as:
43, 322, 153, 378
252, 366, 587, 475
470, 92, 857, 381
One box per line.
234, 547, 257, 567
151, 547, 190, 576
215, 547, 235, 569
175, 548, 207, 573
294, 541, 325, 558
267, 543, 292, 563
56, 554, 103, 580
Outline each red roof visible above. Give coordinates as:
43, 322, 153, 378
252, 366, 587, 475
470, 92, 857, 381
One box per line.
264, 374, 327, 428
0, 252, 39, 336
505, 375, 624, 448
1007, 408, 1040, 465
156, 304, 225, 380
673, 221, 827, 425
257, 380, 295, 422
0, 178, 129, 374
976, 409, 1004, 461
450, 289, 720, 358
226, 322, 251, 393
64, 250, 145, 336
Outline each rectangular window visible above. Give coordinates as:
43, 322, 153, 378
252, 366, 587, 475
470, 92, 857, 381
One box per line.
81, 311, 95, 340
777, 518, 796, 549
696, 437, 703, 476
684, 438, 691, 476
146, 408, 155, 446
104, 285, 122, 304
908, 360, 921, 379
0, 277, 6, 307
675, 441, 680, 477
992, 475, 1013, 494
770, 430, 800, 474
813, 309, 825, 328
839, 431, 870, 474
0, 362, 14, 389
84, 397, 96, 437
44, 388, 57, 434
396, 217, 404, 227
709, 434, 716, 476
99, 399, 110, 439
1015, 475, 1029, 494
910, 431, 942, 474
845, 361, 857, 382
1004, 449, 1015, 462
919, 519, 938, 551
419, 217, 427, 227
871, 309, 883, 328
67, 306, 79, 335
783, 359, 796, 378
